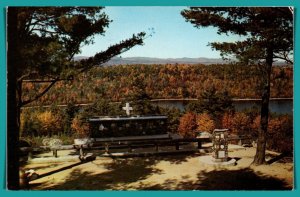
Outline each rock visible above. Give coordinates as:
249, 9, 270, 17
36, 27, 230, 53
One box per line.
42, 138, 63, 148
79, 153, 96, 162
25, 169, 39, 181
74, 138, 93, 146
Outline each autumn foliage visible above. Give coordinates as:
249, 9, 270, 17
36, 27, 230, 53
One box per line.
22, 64, 293, 106
20, 109, 63, 136
221, 112, 234, 130
178, 112, 198, 138
20, 63, 293, 152
177, 109, 293, 153
37, 111, 62, 136
251, 115, 293, 153
230, 112, 251, 136
196, 113, 216, 133
71, 115, 90, 138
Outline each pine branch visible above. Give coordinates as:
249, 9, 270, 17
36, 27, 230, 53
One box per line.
77, 32, 145, 73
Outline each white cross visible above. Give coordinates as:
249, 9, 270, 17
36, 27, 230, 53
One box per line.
122, 102, 133, 116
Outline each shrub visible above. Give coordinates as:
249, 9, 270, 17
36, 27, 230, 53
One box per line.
37, 111, 63, 136
267, 115, 293, 153
221, 112, 234, 130
71, 115, 90, 138
20, 108, 65, 137
221, 112, 251, 136
178, 112, 197, 138
252, 114, 293, 153
231, 112, 251, 136
20, 109, 43, 137
197, 113, 215, 133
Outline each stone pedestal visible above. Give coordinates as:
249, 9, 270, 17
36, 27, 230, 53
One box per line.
212, 129, 229, 162
199, 129, 236, 166
199, 155, 236, 167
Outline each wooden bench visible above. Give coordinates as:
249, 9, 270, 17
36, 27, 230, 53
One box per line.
19, 134, 211, 160
74, 134, 211, 157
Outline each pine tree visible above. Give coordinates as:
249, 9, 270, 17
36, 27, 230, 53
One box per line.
182, 7, 293, 165
7, 7, 146, 189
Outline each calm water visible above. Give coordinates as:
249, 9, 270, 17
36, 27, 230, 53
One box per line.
233, 99, 293, 115
151, 99, 293, 115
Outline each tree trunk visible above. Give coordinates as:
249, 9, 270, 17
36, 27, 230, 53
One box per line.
7, 7, 20, 190
252, 47, 273, 165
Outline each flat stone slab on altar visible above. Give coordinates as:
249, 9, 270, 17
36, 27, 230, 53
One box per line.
199, 155, 236, 166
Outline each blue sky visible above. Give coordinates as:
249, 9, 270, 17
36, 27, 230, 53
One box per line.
79, 7, 244, 59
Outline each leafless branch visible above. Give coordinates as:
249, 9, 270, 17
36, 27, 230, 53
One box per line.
21, 78, 59, 106
273, 53, 293, 65
17, 72, 39, 82
31, 28, 57, 34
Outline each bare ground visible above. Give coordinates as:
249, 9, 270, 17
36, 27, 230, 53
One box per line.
22, 144, 294, 191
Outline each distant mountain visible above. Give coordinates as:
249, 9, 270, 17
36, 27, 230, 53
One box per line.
74, 56, 227, 65
73, 56, 90, 61
74, 56, 289, 66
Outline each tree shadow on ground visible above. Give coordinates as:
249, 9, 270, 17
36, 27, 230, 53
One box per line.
31, 151, 198, 190
139, 168, 292, 190
146, 152, 197, 165
266, 152, 293, 164
22, 163, 66, 171
32, 153, 197, 190
103, 150, 196, 165
30, 150, 294, 191
38, 157, 163, 190
30, 153, 292, 190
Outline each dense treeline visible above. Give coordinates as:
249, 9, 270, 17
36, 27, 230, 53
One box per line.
22, 63, 293, 106
178, 111, 293, 153
20, 101, 292, 153
20, 99, 181, 144
20, 63, 293, 153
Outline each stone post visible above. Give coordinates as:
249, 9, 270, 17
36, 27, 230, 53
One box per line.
212, 129, 229, 162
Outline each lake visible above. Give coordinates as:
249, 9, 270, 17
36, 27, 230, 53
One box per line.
151, 98, 293, 115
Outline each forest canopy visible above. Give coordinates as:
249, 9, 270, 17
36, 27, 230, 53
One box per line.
22, 63, 293, 106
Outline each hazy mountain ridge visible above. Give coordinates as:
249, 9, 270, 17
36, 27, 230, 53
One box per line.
74, 56, 289, 66
74, 56, 227, 65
